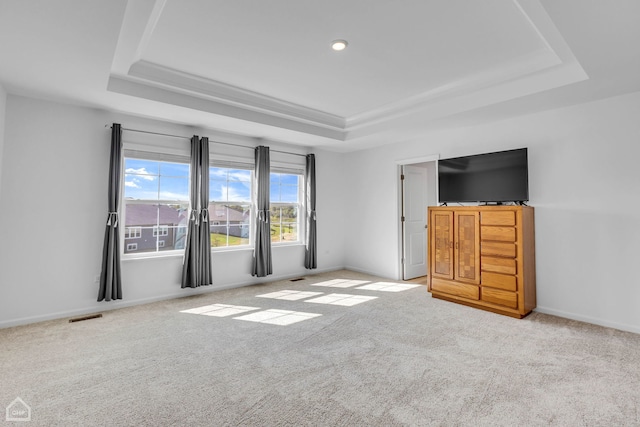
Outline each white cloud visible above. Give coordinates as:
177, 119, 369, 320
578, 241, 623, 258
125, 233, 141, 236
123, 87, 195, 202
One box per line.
125, 180, 140, 188
125, 167, 156, 181
210, 169, 227, 178
228, 171, 251, 182
210, 169, 250, 182
220, 184, 251, 202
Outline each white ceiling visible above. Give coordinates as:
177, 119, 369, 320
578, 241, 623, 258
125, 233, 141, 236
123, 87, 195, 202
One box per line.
1, 0, 639, 152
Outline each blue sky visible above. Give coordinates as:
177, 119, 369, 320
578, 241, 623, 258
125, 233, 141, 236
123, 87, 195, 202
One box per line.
124, 159, 299, 203
124, 159, 189, 201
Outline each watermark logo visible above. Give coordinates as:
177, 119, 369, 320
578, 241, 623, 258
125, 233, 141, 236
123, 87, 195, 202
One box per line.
6, 397, 31, 422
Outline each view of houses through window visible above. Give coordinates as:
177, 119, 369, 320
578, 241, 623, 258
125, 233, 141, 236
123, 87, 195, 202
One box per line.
123, 158, 190, 254
209, 166, 252, 247
123, 158, 302, 255
270, 173, 300, 243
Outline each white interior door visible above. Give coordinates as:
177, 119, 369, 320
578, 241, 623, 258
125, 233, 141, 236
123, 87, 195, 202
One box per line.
402, 165, 428, 279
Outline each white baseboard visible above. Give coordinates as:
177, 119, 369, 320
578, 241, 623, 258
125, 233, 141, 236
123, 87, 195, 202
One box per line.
343, 264, 395, 280
0, 265, 347, 329
535, 306, 640, 335
19, 265, 640, 335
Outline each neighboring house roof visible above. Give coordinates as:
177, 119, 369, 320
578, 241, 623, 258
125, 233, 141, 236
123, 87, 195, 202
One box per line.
209, 203, 249, 223
125, 204, 183, 227
125, 203, 248, 227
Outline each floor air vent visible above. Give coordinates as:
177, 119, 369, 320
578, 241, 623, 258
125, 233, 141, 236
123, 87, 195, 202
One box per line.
69, 313, 103, 323
289, 277, 305, 282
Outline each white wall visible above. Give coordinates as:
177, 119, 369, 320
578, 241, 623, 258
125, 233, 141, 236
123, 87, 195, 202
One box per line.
0, 84, 6, 199
344, 90, 640, 333
3, 90, 640, 334
0, 95, 346, 328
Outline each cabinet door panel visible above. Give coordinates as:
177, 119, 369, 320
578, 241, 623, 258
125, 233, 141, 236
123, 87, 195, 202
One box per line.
431, 211, 454, 279
455, 212, 480, 284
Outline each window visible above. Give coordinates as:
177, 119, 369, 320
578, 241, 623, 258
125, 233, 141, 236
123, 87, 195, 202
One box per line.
209, 166, 252, 248
124, 227, 141, 239
152, 225, 169, 237
122, 153, 305, 255
270, 172, 302, 243
123, 158, 190, 254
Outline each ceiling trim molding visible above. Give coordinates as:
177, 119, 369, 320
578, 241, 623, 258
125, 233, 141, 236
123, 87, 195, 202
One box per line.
345, 49, 561, 130
107, 74, 347, 141
345, 0, 588, 131
106, 0, 587, 144
127, 60, 346, 130
111, 0, 166, 75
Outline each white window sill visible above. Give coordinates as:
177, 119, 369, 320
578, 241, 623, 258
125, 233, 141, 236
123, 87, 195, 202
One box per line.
122, 242, 305, 261
272, 242, 305, 249
122, 251, 184, 262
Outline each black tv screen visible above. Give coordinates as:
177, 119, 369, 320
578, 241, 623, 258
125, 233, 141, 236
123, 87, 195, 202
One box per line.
438, 148, 529, 204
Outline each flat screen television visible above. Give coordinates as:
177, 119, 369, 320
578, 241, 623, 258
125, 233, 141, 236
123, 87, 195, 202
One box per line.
438, 148, 529, 204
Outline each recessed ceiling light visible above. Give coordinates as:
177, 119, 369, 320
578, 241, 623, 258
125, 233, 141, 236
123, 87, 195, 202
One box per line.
331, 40, 348, 51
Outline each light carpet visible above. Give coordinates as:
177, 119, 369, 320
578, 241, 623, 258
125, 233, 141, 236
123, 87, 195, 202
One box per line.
1, 270, 640, 426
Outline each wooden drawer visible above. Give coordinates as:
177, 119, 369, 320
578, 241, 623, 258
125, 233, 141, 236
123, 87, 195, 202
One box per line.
481, 211, 515, 226
481, 241, 516, 258
431, 278, 479, 300
481, 226, 516, 242
482, 256, 516, 275
481, 287, 518, 309
482, 272, 517, 292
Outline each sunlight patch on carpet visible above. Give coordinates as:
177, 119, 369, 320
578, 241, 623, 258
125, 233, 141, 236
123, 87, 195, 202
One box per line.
234, 309, 322, 325
180, 304, 260, 317
256, 290, 324, 301
310, 279, 371, 288
356, 282, 421, 292
305, 293, 378, 306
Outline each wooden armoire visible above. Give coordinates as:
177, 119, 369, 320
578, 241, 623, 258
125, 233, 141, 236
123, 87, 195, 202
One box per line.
427, 205, 536, 318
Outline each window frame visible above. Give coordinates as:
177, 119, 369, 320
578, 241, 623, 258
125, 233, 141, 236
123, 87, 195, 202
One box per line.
120, 148, 308, 258
209, 163, 254, 251
121, 153, 191, 259
269, 170, 305, 246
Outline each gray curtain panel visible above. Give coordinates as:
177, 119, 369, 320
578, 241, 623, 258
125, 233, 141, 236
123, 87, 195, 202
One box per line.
252, 146, 272, 277
198, 137, 212, 286
304, 153, 317, 269
98, 123, 123, 301
182, 136, 212, 288
181, 135, 202, 288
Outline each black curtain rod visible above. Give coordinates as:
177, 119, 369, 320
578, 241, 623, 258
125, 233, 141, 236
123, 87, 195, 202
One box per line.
105, 124, 308, 157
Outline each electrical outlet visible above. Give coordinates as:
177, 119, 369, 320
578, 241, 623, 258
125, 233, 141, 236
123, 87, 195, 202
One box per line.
94, 275, 100, 284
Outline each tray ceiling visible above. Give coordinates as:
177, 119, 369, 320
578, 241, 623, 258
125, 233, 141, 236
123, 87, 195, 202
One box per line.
1, 0, 639, 151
